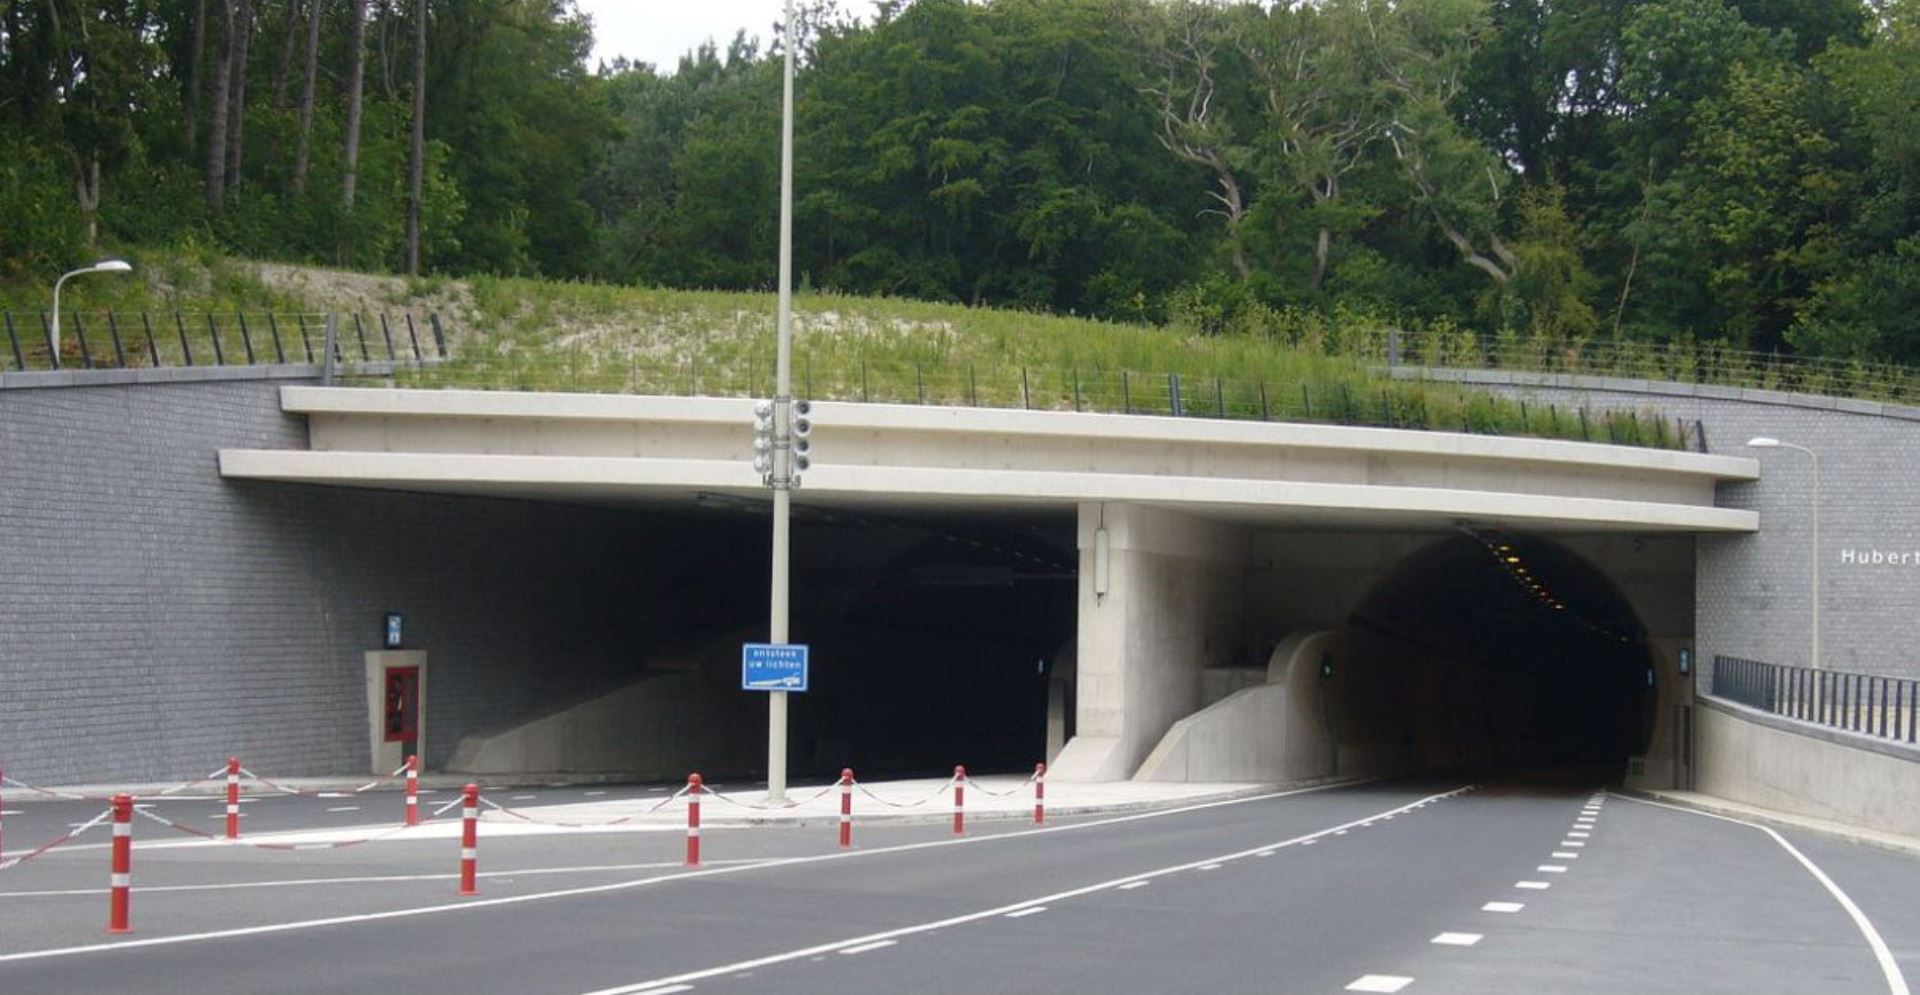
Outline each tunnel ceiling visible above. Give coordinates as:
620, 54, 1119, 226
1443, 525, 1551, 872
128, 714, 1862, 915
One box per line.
1349, 530, 1646, 671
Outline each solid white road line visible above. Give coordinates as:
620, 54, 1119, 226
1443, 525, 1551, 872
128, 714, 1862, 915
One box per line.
569, 786, 1475, 995
326, 806, 360, 813
0, 778, 1407, 964
1004, 907, 1047, 919
1118, 881, 1150, 891
1199, 863, 1222, 871
1431, 932, 1482, 947
1346, 974, 1414, 992
645, 987, 692, 995
1482, 902, 1525, 913
837, 940, 897, 955
1615, 793, 1910, 995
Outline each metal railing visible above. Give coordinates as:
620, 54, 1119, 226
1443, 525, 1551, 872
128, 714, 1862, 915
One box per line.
3, 311, 448, 373
1713, 655, 1920, 745
1363, 328, 1920, 406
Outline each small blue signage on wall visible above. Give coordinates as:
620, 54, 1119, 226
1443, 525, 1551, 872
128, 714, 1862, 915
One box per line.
384, 612, 404, 649
742, 643, 809, 692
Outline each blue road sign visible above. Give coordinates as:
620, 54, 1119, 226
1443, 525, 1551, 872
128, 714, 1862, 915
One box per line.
742, 643, 809, 692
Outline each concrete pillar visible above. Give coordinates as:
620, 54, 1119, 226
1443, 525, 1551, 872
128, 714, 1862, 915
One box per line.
1049, 503, 1250, 781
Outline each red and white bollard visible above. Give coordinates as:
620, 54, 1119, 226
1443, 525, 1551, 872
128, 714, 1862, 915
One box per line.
838, 768, 854, 848
457, 783, 479, 896
107, 793, 133, 933
685, 773, 703, 866
952, 765, 967, 835
1034, 762, 1046, 826
405, 755, 420, 827
224, 757, 241, 840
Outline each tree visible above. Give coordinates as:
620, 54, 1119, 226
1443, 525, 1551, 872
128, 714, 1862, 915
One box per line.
291, 0, 322, 196
342, 0, 369, 208
208, 0, 234, 209
406, 0, 427, 275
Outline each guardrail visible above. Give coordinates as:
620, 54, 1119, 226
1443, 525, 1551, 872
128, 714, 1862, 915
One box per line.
1713, 655, 1919, 745
2, 310, 448, 372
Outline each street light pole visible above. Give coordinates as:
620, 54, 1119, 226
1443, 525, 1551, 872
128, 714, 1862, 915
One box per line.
49, 259, 134, 369
765, 0, 799, 804
1746, 437, 1821, 669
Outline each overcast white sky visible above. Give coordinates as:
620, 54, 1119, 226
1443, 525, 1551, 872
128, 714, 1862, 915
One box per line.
574, 1, 791, 72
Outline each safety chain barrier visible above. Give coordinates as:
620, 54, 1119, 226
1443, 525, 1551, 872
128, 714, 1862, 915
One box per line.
0, 766, 227, 803
0, 806, 114, 872
478, 785, 690, 828
1, 758, 1053, 934
239, 759, 411, 798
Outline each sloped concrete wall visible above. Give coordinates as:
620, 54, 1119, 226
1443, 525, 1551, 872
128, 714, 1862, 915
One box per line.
1695, 697, 1920, 837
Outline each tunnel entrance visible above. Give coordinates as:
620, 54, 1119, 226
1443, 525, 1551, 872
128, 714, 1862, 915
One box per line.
1344, 531, 1656, 776
437, 496, 1075, 783
783, 506, 1076, 780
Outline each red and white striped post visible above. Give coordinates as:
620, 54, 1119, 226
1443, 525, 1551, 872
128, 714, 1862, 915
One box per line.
404, 755, 420, 827
224, 757, 241, 840
457, 783, 479, 896
685, 773, 703, 866
952, 765, 967, 835
838, 768, 854, 848
107, 793, 133, 933
1033, 762, 1046, 826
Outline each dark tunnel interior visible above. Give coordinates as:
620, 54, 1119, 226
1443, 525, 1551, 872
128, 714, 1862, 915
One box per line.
1345, 532, 1656, 776
579, 500, 1078, 782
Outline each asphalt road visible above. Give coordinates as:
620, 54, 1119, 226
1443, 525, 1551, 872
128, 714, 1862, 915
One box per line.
1, 774, 1914, 995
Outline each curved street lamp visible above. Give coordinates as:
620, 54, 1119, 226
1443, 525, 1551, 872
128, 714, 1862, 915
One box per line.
1746, 436, 1821, 669
49, 259, 134, 369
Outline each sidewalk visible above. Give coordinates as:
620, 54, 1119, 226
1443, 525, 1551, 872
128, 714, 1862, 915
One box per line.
505, 775, 1275, 831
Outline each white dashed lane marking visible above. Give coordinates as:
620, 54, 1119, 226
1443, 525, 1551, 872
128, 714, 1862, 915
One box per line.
1482, 902, 1525, 913
1561, 840, 1586, 848
1004, 907, 1047, 919
1552, 852, 1579, 859
1346, 974, 1415, 992
1516, 881, 1551, 890
1118, 881, 1150, 891
325, 806, 359, 813
1198, 863, 1222, 871
1432, 933, 1483, 947
838, 940, 896, 956
1537, 865, 1567, 873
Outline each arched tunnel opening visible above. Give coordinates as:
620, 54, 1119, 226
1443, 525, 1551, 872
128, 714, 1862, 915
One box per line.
1340, 531, 1657, 778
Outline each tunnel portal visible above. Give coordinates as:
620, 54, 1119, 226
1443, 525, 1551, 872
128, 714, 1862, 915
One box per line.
1341, 532, 1657, 775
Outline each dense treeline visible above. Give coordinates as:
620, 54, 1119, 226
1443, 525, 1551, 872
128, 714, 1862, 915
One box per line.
3, 1, 1916, 363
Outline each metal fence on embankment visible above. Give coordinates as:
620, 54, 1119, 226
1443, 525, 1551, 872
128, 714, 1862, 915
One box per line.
1713, 655, 1920, 745
3, 311, 447, 372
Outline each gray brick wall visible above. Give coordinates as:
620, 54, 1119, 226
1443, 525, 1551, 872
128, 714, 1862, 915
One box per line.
0, 377, 759, 784
1427, 371, 1920, 681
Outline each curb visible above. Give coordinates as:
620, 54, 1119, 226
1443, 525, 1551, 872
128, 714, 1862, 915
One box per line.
1624, 789, 1920, 858
699, 782, 1286, 830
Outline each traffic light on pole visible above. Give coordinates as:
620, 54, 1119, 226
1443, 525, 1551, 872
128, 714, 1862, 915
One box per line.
752, 399, 775, 483
791, 399, 813, 480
